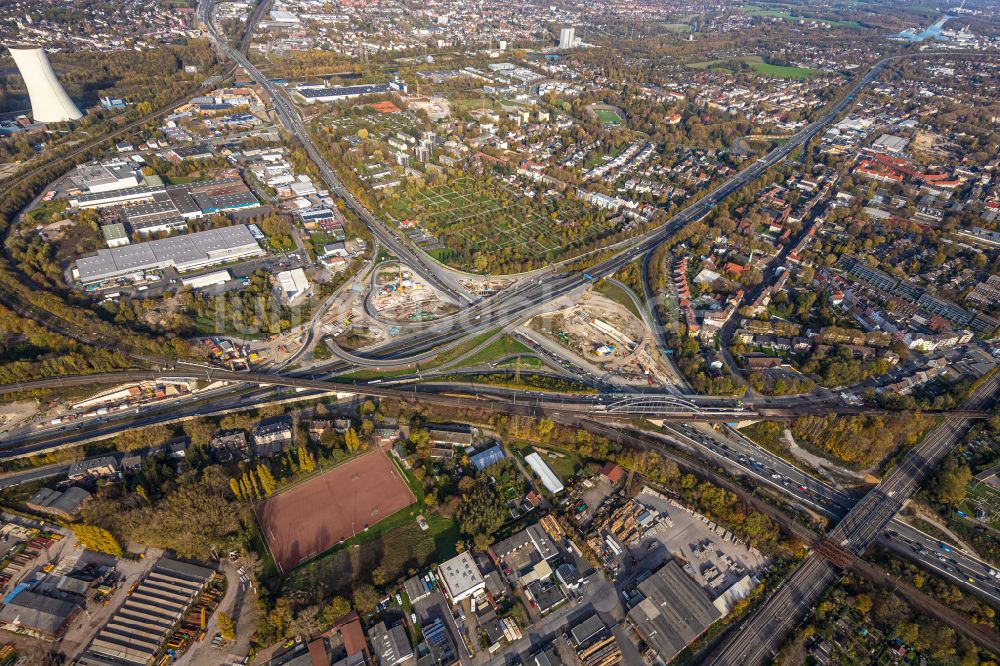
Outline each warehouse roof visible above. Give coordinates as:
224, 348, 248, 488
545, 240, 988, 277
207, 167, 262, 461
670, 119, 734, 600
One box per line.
75, 225, 262, 283
524, 452, 564, 493
297, 83, 389, 99
81, 558, 213, 664
626, 560, 721, 663
26, 486, 91, 517
0, 591, 78, 636
101, 223, 128, 243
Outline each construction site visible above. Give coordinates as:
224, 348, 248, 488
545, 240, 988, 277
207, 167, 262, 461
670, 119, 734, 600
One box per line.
367, 261, 458, 323
527, 290, 670, 385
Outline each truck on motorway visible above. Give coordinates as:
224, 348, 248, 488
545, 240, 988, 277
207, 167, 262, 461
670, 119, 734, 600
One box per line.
940, 542, 953, 553
583, 273, 596, 282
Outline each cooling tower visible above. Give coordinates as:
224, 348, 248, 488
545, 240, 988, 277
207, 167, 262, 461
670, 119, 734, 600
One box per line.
8, 46, 83, 123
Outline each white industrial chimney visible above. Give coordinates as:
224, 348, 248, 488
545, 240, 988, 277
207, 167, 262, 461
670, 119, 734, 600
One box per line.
8, 46, 83, 123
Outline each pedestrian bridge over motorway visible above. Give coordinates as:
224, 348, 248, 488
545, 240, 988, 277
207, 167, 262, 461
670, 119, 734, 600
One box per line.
603, 395, 748, 416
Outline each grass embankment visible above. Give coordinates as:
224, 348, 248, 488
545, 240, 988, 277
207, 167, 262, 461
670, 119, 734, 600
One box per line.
338, 328, 503, 381
594, 280, 643, 320
461, 335, 534, 366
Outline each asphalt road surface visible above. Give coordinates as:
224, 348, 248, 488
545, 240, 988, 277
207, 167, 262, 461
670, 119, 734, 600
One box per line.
707, 370, 1000, 666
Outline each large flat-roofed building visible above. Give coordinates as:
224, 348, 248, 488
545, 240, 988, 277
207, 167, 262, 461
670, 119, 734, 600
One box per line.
74, 225, 263, 285
73, 161, 141, 193
438, 551, 485, 604
491, 523, 557, 565
625, 560, 722, 664
77, 558, 214, 665
102, 222, 130, 248
123, 198, 188, 235
295, 83, 396, 103
71, 184, 165, 209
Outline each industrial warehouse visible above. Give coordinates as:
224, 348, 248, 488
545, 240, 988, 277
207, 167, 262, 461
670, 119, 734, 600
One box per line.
76, 558, 216, 665
72, 224, 264, 285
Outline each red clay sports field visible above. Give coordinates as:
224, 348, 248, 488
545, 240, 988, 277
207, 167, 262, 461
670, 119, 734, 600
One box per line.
255, 448, 415, 573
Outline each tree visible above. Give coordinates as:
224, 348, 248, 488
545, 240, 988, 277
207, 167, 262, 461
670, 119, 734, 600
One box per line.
410, 428, 431, 457
345, 428, 361, 453
114, 424, 172, 452
256, 465, 277, 496
473, 533, 493, 553
72, 524, 123, 557
322, 596, 352, 624
297, 446, 316, 473
537, 419, 555, 443
931, 459, 972, 506
371, 566, 387, 587
352, 584, 380, 612
854, 594, 873, 615
242, 471, 258, 500
229, 478, 242, 500
183, 419, 217, 448
217, 612, 235, 640
456, 483, 506, 538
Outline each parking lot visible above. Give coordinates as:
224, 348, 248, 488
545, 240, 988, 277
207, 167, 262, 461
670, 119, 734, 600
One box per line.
630, 491, 768, 595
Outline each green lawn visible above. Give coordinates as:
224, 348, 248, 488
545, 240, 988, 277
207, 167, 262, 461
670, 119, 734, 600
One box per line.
593, 108, 622, 125
749, 61, 817, 79
461, 334, 534, 367
163, 175, 204, 185
283, 511, 458, 595
495, 356, 543, 370
337, 328, 503, 382
688, 55, 817, 79
743, 5, 864, 29
25, 198, 69, 224
309, 231, 345, 257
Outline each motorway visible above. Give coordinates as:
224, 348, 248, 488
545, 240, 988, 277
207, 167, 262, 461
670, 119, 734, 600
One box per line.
196, 0, 913, 371
707, 370, 1000, 666
199, 0, 474, 306
662, 422, 1000, 606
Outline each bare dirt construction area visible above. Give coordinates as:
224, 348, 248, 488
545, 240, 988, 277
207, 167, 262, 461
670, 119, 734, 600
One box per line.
528, 290, 669, 384
368, 261, 458, 323
0, 400, 37, 434
255, 449, 415, 573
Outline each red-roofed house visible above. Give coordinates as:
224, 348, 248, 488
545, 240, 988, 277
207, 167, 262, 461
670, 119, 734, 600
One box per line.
601, 462, 625, 485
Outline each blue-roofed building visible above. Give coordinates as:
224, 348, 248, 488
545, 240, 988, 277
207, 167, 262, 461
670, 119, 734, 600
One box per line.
470, 444, 505, 470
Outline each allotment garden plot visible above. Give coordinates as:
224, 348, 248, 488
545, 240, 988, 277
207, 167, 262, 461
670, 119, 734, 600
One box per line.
385, 177, 611, 270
